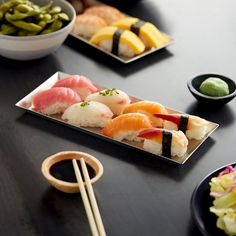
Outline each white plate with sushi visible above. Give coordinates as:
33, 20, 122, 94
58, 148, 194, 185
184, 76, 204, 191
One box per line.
70, 3, 173, 64
15, 71, 219, 165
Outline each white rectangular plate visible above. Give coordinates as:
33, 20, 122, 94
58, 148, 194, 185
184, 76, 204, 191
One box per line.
15, 72, 219, 165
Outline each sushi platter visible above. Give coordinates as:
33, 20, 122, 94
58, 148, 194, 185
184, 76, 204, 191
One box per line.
69, 2, 173, 63
15, 72, 219, 165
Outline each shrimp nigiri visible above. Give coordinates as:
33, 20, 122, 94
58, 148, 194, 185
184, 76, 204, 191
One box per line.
101, 113, 152, 141
32, 87, 81, 115
122, 100, 168, 127
138, 128, 188, 158
154, 113, 209, 140
53, 75, 97, 100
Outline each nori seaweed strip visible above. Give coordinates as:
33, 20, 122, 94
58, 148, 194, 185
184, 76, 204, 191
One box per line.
162, 130, 172, 158
130, 20, 146, 36
178, 115, 189, 133
112, 29, 124, 55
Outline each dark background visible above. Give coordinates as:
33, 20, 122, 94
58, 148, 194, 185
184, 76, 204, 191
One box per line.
0, 0, 235, 235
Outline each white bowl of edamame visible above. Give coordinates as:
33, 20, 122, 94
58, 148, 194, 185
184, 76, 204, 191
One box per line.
0, 0, 76, 60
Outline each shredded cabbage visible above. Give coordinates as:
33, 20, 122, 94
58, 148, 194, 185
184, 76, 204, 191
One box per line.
209, 165, 236, 236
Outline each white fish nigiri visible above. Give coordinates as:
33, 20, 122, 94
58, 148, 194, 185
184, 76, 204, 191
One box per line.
53, 75, 98, 100
154, 113, 209, 140
32, 87, 81, 115
85, 88, 131, 115
62, 101, 113, 128
138, 128, 188, 158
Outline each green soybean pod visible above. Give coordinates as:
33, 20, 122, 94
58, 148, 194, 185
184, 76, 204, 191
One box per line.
38, 20, 47, 28
15, 3, 34, 13
11, 21, 42, 32
49, 6, 61, 14
0, 0, 27, 18
42, 13, 52, 22
5, 11, 28, 20
0, 23, 18, 35
57, 12, 69, 21
41, 19, 62, 34
38, 1, 52, 13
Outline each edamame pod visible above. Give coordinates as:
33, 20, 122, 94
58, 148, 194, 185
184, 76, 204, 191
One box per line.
0, 23, 18, 35
49, 6, 61, 14
6, 13, 42, 32
15, 4, 34, 13
41, 19, 62, 34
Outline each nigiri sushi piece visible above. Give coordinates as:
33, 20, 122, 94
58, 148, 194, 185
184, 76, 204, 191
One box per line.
122, 101, 168, 127
72, 14, 107, 39
154, 113, 209, 140
138, 128, 188, 158
62, 101, 113, 128
32, 87, 81, 115
90, 26, 145, 57
101, 113, 153, 141
85, 88, 131, 115
53, 75, 98, 100
112, 17, 171, 48
84, 5, 125, 25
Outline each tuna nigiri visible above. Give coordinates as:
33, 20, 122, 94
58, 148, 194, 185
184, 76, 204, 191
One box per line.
85, 88, 131, 115
32, 87, 81, 115
138, 128, 188, 158
101, 113, 153, 141
122, 100, 168, 127
53, 75, 98, 100
154, 113, 209, 140
62, 101, 113, 128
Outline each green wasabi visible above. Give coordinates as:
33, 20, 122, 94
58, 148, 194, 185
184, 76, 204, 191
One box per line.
199, 77, 229, 97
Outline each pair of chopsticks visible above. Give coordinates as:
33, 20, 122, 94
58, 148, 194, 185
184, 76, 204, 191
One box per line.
72, 158, 106, 236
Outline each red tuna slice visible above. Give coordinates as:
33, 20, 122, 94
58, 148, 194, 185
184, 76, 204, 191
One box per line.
32, 87, 81, 115
53, 75, 98, 100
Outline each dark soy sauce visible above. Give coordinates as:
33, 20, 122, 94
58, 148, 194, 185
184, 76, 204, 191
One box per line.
50, 160, 96, 182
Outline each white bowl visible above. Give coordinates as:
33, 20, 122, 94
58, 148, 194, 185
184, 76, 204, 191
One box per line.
0, 0, 76, 60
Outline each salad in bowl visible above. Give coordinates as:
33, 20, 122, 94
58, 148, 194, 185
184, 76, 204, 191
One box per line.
209, 165, 236, 235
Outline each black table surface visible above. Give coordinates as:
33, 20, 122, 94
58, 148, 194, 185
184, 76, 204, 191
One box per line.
0, 0, 236, 235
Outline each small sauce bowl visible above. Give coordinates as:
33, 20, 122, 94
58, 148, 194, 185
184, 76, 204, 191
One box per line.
187, 74, 236, 106
41, 151, 103, 193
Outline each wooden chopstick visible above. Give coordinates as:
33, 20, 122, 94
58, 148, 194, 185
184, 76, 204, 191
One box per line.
72, 158, 106, 236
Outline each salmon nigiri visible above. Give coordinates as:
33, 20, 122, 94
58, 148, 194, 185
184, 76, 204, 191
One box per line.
101, 113, 152, 141
138, 128, 188, 158
122, 101, 168, 127
53, 75, 98, 100
154, 113, 209, 140
32, 87, 81, 115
